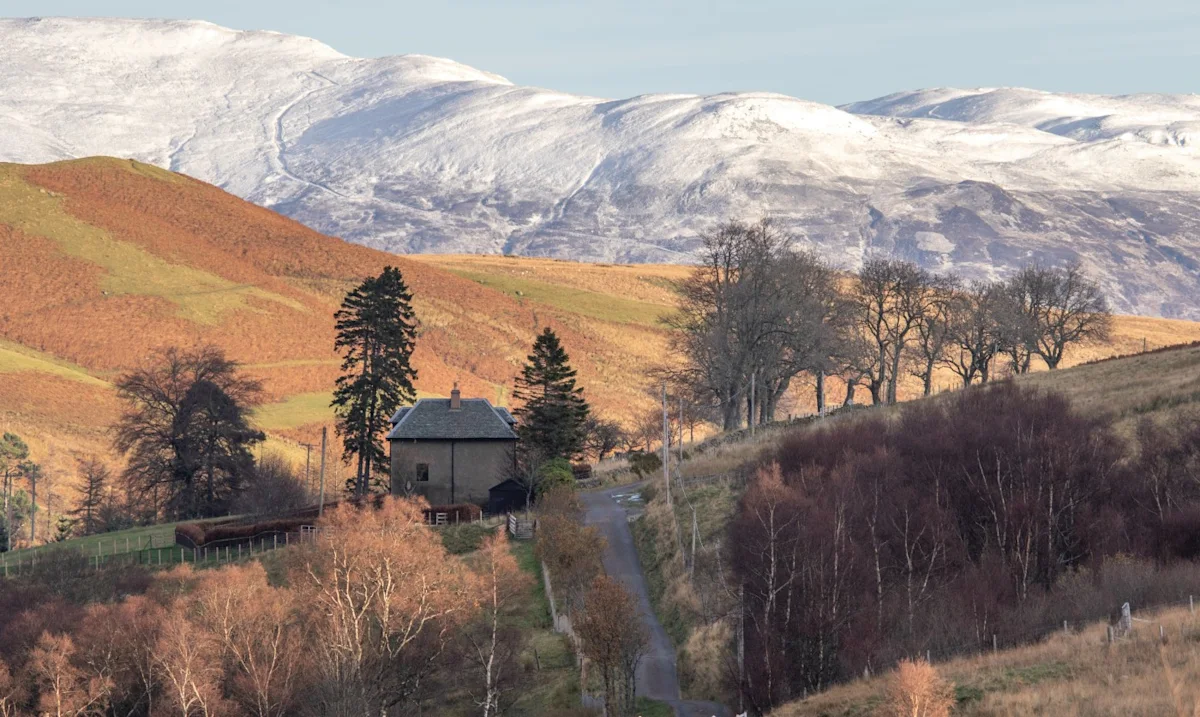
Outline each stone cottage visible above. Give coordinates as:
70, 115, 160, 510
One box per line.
387, 386, 517, 506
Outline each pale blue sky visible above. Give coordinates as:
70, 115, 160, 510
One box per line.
7, 1, 1199, 104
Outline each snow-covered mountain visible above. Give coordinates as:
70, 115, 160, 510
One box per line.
2, 18, 1198, 319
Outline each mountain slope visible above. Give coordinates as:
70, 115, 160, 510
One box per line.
2, 157, 1199, 510
0, 157, 677, 475
1, 18, 1198, 318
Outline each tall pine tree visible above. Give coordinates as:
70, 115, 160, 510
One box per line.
333, 266, 418, 497
513, 327, 590, 461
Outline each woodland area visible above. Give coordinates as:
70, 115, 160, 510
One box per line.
727, 382, 1200, 713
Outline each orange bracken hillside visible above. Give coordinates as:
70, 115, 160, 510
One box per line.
3, 157, 1200, 495
0, 158, 674, 478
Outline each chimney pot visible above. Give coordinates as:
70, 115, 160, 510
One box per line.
450, 383, 461, 410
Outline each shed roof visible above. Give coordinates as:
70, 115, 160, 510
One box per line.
386, 398, 518, 441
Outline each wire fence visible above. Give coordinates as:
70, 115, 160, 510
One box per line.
0, 528, 321, 577
910, 593, 1200, 671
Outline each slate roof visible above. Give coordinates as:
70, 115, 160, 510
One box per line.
387, 398, 518, 441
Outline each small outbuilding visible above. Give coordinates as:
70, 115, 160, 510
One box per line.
387, 386, 518, 507
487, 478, 529, 515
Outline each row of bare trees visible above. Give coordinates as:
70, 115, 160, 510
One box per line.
0, 497, 534, 717
729, 382, 1200, 713
670, 220, 1112, 429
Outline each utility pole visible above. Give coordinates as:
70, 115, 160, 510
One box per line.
300, 442, 315, 496
737, 583, 745, 713
662, 382, 671, 507
4, 470, 10, 553
318, 427, 328, 517
27, 466, 37, 546
678, 395, 684, 465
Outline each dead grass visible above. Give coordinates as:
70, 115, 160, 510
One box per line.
775, 605, 1200, 717
1019, 343, 1200, 437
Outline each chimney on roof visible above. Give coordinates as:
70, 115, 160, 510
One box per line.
450, 383, 461, 410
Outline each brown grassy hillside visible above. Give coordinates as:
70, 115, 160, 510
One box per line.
775, 602, 1200, 717
3, 157, 1199, 507
0, 158, 674, 489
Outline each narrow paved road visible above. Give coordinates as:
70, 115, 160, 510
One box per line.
582, 484, 731, 717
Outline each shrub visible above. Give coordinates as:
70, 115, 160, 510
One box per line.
538, 485, 584, 522
536, 458, 575, 497
628, 451, 661, 479
175, 516, 315, 549
1154, 506, 1200, 562
234, 453, 310, 517
884, 659, 954, 717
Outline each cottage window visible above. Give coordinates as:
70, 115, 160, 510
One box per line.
415, 463, 430, 482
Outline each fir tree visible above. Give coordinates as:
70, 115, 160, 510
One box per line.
332, 266, 419, 497
513, 327, 590, 461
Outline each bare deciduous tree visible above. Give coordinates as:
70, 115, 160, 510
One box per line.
850, 259, 936, 405
940, 282, 1004, 386
671, 220, 848, 428
192, 563, 304, 717
113, 346, 264, 520
576, 575, 648, 717
465, 530, 531, 717
297, 497, 476, 714
906, 274, 960, 396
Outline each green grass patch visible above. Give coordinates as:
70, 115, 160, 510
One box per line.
512, 540, 553, 630
635, 697, 674, 717
0, 164, 305, 324
1000, 661, 1072, 687
445, 268, 671, 327
1, 520, 183, 567
955, 684, 985, 705
253, 391, 335, 431
953, 660, 1073, 702
440, 521, 498, 555
0, 339, 107, 386
504, 539, 581, 715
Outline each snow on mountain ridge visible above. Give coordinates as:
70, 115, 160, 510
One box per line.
1, 18, 1198, 318
845, 87, 1200, 144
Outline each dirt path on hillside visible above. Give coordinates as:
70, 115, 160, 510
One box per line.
582, 484, 732, 717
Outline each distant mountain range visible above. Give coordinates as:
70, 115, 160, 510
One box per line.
2, 18, 1198, 318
